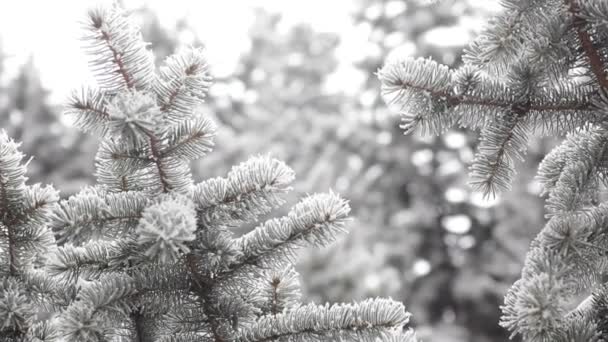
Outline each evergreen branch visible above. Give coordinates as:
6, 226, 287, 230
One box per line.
156, 332, 212, 342
65, 88, 110, 136
469, 107, 530, 196
96, 139, 154, 172
240, 298, 410, 342
380, 0, 608, 340
96, 92, 199, 194
47, 239, 134, 283
160, 116, 216, 161
52, 189, 148, 245
159, 303, 211, 335
378, 57, 454, 135
57, 302, 107, 342
379, 57, 596, 136
233, 192, 350, 271
525, 11, 576, 77
25, 321, 61, 342
462, 7, 527, 70
80, 276, 138, 316
136, 195, 196, 263
95, 155, 160, 194
10, 223, 56, 270
129, 263, 191, 315
463, 2, 566, 74
590, 284, 608, 340
83, 5, 154, 91
543, 128, 608, 216
104, 90, 162, 145
0, 133, 61, 339
0, 132, 33, 276
57, 275, 138, 342
188, 227, 241, 278
192, 155, 295, 228
259, 267, 301, 316
148, 134, 172, 193
131, 311, 147, 342
69, 88, 164, 147
7, 184, 59, 228
152, 155, 194, 194
501, 204, 608, 341
155, 46, 213, 121
0, 278, 32, 335
567, 0, 608, 89
5, 220, 16, 276
0, 131, 28, 216
578, 0, 608, 29
185, 254, 230, 342
23, 269, 71, 312
93, 155, 194, 196
528, 80, 599, 135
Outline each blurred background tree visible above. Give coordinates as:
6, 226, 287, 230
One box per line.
0, 52, 93, 195
0, 1, 556, 341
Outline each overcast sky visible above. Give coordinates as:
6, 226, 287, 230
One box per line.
0, 0, 500, 103
0, 0, 363, 102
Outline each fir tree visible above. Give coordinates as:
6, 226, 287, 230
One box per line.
31, 4, 417, 341
379, 0, 608, 341
0, 131, 63, 341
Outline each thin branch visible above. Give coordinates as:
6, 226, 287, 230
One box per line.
6, 221, 16, 275
147, 134, 171, 193
270, 277, 280, 315
390, 80, 593, 112
249, 321, 398, 342
131, 311, 146, 342
159, 130, 209, 159
5, 197, 49, 227
54, 214, 141, 244
186, 254, 227, 342
567, 0, 608, 89
93, 20, 135, 89
160, 89, 180, 113
483, 101, 530, 192
71, 100, 109, 118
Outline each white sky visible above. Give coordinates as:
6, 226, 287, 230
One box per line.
0, 0, 360, 103
0, 1, 500, 103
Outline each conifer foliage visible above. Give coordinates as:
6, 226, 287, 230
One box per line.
380, 0, 608, 341
0, 3, 417, 342
0, 132, 62, 341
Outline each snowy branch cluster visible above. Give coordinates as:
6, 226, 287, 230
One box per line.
380, 0, 608, 341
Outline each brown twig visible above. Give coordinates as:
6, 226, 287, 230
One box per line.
567, 0, 608, 89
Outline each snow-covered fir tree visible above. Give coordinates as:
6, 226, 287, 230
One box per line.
0, 132, 65, 341
0, 3, 418, 342
379, 0, 608, 341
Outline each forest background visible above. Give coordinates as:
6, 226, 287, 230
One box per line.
0, 1, 548, 341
